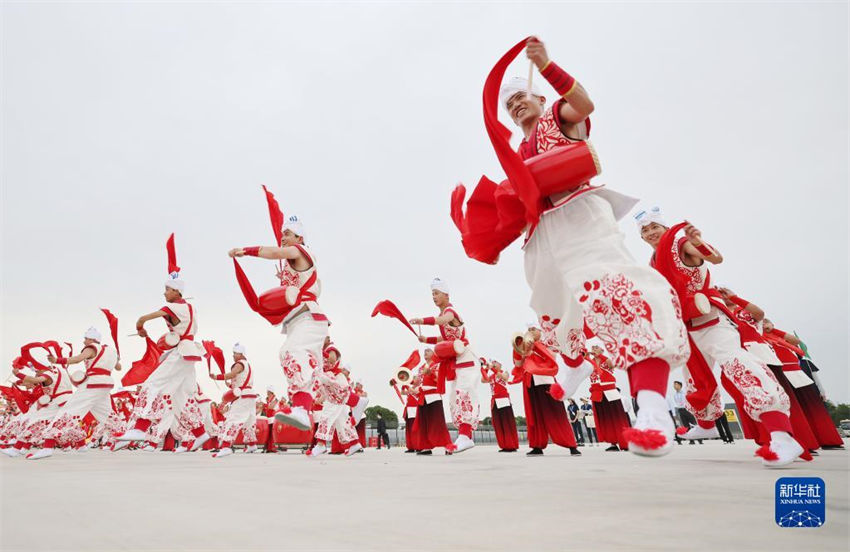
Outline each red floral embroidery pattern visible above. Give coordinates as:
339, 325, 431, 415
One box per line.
721, 358, 790, 419
451, 389, 478, 429
533, 107, 574, 154
579, 273, 664, 369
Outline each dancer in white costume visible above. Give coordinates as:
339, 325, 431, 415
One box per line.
229, 216, 328, 432
409, 278, 480, 454
116, 238, 211, 452
211, 343, 259, 458
2, 362, 73, 458
28, 326, 121, 459
307, 348, 363, 458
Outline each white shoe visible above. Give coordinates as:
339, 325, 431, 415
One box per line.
75, 445, 89, 453
682, 425, 720, 441
624, 409, 674, 458
352, 396, 369, 423
111, 440, 130, 452
141, 445, 156, 452
555, 359, 594, 400
27, 448, 54, 460
307, 443, 327, 458
275, 407, 311, 431
213, 447, 233, 459
1, 447, 22, 458
452, 435, 475, 454
190, 433, 211, 452
117, 429, 148, 442
244, 445, 258, 454
760, 432, 805, 468
345, 443, 363, 457
174, 446, 188, 454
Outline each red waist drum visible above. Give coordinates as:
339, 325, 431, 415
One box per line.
524, 141, 601, 197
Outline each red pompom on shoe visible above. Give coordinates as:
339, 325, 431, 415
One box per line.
622, 428, 667, 450
754, 445, 779, 462
548, 382, 565, 401
799, 450, 813, 462
676, 426, 688, 436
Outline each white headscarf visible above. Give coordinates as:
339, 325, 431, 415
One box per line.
430, 278, 450, 295
634, 206, 668, 229
84, 327, 102, 341
165, 272, 185, 293
232, 342, 246, 355
283, 215, 305, 239
499, 76, 543, 111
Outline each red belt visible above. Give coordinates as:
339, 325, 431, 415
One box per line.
240, 393, 258, 399
87, 383, 114, 389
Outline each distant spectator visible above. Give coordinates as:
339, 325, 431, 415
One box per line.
567, 399, 585, 446
376, 413, 391, 449
579, 397, 597, 445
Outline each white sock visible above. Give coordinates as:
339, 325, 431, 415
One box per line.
636, 390, 666, 413
770, 431, 794, 446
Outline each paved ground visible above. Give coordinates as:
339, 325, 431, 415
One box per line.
1, 440, 847, 551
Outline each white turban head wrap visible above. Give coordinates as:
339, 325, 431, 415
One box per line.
430, 278, 450, 295
266, 385, 275, 394
84, 326, 102, 342
499, 76, 543, 112
165, 272, 185, 294
232, 342, 246, 355
283, 215, 306, 239
634, 206, 668, 229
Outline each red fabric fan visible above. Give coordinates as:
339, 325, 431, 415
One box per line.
202, 340, 225, 377
522, 342, 559, 377
400, 350, 421, 369
20, 341, 63, 371
232, 259, 287, 325
482, 37, 542, 225
450, 177, 526, 264
166, 233, 180, 275
0, 385, 35, 414
121, 337, 163, 386
100, 308, 120, 357
371, 300, 418, 336
262, 185, 285, 247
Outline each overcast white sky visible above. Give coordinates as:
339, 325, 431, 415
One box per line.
2, 2, 847, 418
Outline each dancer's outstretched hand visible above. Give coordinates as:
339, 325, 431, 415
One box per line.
228, 248, 245, 258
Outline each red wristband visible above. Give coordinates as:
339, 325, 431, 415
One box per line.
694, 242, 714, 256
540, 61, 577, 98
56, 357, 68, 366
422, 316, 436, 325
425, 337, 438, 345
243, 247, 261, 257
729, 295, 750, 309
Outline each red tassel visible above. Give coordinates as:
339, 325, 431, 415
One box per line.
166, 233, 180, 275
676, 426, 688, 436
548, 382, 565, 401
622, 428, 667, 450
754, 445, 779, 462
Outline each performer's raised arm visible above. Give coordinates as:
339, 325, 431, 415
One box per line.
718, 288, 765, 322
679, 223, 724, 265
526, 37, 594, 126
